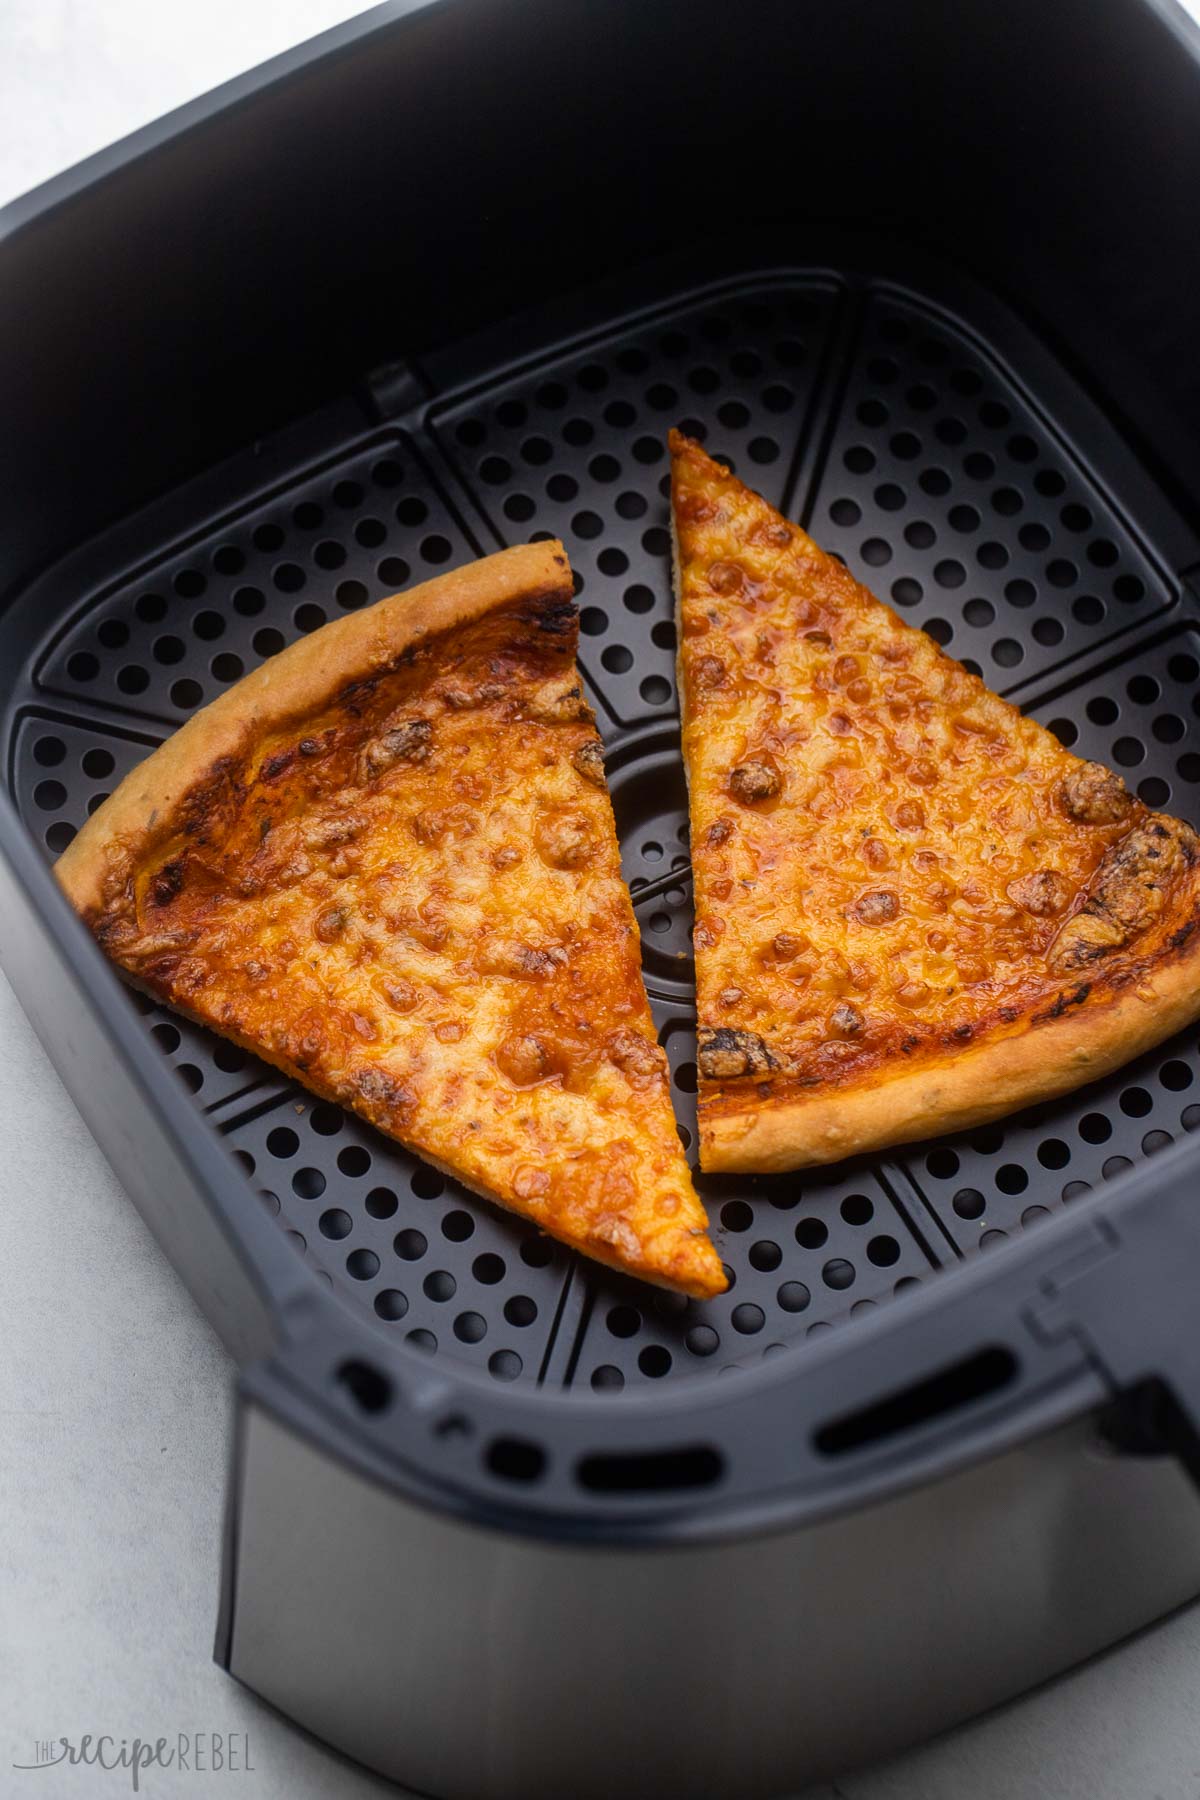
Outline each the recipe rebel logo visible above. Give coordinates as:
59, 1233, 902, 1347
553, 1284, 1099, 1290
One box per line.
13, 1733, 254, 1790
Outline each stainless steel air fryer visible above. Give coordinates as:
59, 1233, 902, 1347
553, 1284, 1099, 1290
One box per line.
3, 3, 1200, 1795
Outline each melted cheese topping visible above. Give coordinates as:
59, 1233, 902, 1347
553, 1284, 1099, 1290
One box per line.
671, 431, 1200, 1124
91, 590, 724, 1297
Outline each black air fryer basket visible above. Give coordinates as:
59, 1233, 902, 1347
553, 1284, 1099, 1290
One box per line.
5, 3, 1200, 1795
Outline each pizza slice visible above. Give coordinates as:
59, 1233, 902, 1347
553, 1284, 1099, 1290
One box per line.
670, 428, 1200, 1174
57, 540, 725, 1297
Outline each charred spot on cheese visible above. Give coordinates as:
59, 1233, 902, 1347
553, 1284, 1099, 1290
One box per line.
1007, 869, 1072, 917
571, 739, 606, 787
521, 944, 567, 977
829, 1001, 864, 1038
1060, 761, 1132, 826
528, 594, 577, 636
363, 718, 432, 776
477, 937, 567, 979
260, 748, 296, 782
861, 837, 889, 870
697, 1027, 777, 1080
852, 889, 900, 925
495, 1032, 559, 1087
896, 980, 930, 1008
382, 978, 419, 1013
718, 985, 744, 1007
707, 560, 750, 598
526, 680, 590, 724
150, 861, 184, 906
535, 812, 595, 869
305, 813, 366, 852
706, 817, 734, 847
693, 654, 728, 691
770, 931, 806, 961
315, 904, 350, 943
1051, 816, 1193, 968
444, 678, 508, 710
351, 1067, 415, 1116
677, 491, 718, 525
729, 759, 781, 804
605, 1027, 663, 1087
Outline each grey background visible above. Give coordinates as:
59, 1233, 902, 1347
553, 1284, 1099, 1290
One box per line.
4, 3, 1200, 1796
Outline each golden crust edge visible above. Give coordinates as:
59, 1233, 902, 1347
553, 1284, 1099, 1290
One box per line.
699, 932, 1200, 1173
55, 540, 572, 921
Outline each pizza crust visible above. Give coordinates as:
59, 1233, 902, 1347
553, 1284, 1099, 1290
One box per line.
701, 928, 1200, 1172
56, 540, 572, 921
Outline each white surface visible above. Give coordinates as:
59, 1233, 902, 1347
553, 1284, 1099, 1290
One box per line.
5, 4, 1200, 1798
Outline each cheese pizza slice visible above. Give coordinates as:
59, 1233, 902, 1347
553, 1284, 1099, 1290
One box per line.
57, 540, 725, 1296
671, 429, 1200, 1174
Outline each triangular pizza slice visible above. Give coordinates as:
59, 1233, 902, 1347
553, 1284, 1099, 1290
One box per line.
670, 429, 1200, 1173
58, 541, 725, 1296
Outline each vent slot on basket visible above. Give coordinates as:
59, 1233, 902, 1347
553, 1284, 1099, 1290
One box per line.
576, 1445, 725, 1493
814, 1346, 1018, 1456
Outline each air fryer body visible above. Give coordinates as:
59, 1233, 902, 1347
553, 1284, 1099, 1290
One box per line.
226, 1401, 1200, 1800
3, 2, 1200, 1795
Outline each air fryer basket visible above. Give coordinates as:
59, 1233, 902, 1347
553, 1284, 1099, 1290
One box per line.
5, 1, 1200, 1793
6, 247, 1200, 1400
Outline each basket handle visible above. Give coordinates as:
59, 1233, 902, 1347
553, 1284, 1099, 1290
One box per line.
1028, 1174, 1200, 1486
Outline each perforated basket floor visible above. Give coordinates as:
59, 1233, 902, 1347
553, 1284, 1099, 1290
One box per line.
6, 256, 1199, 1394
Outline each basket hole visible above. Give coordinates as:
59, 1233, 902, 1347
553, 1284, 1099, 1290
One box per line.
366, 1187, 398, 1219
995, 1164, 1027, 1195
778, 1281, 810, 1313
374, 1287, 408, 1322
520, 1235, 554, 1269
749, 1239, 782, 1272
